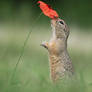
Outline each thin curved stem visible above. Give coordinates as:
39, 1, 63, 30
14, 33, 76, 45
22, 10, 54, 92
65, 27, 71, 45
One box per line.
10, 12, 43, 82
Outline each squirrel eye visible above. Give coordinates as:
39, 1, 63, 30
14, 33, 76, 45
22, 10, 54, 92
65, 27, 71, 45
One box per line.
59, 21, 64, 25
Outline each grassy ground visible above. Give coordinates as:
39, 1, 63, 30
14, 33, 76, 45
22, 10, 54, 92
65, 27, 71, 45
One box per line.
0, 25, 92, 92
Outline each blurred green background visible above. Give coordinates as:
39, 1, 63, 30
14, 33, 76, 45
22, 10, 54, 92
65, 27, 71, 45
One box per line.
0, 0, 92, 92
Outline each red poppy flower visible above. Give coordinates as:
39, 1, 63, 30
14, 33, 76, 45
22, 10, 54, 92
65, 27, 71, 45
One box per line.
37, 1, 59, 19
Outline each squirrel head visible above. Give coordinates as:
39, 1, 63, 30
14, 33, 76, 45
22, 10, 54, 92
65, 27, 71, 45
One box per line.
51, 18, 69, 40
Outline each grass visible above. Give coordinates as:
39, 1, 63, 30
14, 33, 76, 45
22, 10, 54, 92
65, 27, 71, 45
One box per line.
0, 25, 92, 92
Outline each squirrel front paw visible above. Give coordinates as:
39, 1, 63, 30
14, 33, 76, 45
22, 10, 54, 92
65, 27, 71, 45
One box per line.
40, 41, 49, 49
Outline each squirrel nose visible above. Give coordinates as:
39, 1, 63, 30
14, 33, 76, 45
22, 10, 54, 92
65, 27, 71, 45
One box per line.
51, 18, 57, 26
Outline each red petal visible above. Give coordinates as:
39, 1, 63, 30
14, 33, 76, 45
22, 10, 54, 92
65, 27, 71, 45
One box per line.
37, 1, 59, 19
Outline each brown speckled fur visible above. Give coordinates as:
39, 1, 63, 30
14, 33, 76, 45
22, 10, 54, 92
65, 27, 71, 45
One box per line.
41, 18, 74, 82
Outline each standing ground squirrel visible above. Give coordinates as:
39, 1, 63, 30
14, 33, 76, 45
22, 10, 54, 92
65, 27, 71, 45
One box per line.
41, 18, 74, 82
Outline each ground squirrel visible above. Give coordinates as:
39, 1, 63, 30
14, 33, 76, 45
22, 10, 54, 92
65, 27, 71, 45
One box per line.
41, 18, 74, 82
